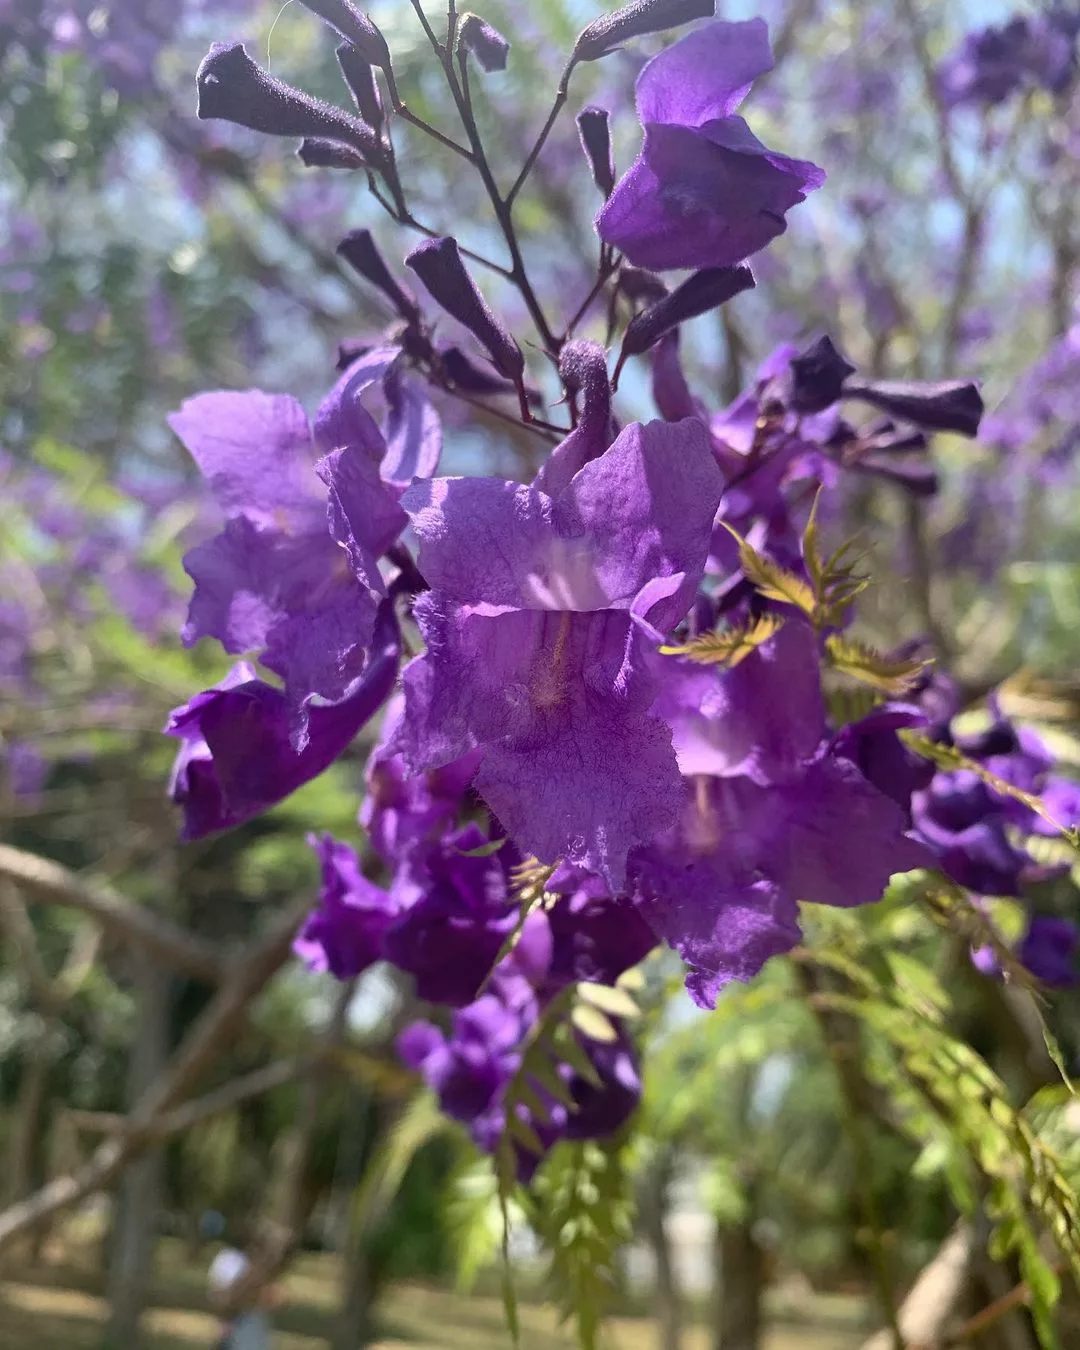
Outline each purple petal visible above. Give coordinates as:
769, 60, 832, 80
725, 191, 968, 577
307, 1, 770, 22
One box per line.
167, 390, 315, 525
635, 18, 774, 126
400, 600, 683, 887
166, 602, 399, 839
382, 371, 443, 488
294, 833, 398, 978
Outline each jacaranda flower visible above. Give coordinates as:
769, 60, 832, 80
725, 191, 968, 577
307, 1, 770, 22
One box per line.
597, 19, 824, 271
391, 418, 724, 886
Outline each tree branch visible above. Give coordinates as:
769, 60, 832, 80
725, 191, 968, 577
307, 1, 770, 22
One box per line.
0, 844, 227, 985
0, 893, 310, 1252
860, 1223, 977, 1350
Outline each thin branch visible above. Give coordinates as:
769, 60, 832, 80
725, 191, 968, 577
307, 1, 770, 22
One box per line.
0, 844, 227, 985
506, 61, 575, 208
409, 0, 558, 357
0, 893, 310, 1252
0, 880, 65, 1016
859, 1223, 977, 1350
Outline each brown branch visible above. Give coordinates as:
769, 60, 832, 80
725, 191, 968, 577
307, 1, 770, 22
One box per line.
0, 843, 226, 985
0, 893, 310, 1252
860, 1223, 977, 1350
0, 880, 65, 1016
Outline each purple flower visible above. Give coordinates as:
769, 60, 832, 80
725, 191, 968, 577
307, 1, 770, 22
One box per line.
170, 357, 407, 730
164, 599, 399, 839
913, 770, 1025, 897
399, 994, 527, 1128
632, 621, 931, 1007
939, 14, 1077, 109
381, 825, 520, 1007
1019, 916, 1079, 988
392, 419, 724, 887
545, 867, 657, 988
294, 834, 398, 978
596, 19, 824, 271
360, 694, 482, 865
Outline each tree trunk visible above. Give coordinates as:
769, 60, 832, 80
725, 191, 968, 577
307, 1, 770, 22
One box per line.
641, 1150, 682, 1350
334, 1215, 376, 1350
1, 1025, 52, 1270
104, 958, 170, 1349
713, 1210, 766, 1350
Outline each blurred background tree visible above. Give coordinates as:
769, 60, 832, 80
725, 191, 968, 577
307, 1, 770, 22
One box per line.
1, 1, 1079, 1348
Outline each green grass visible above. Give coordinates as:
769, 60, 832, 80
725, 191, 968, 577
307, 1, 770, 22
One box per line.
0, 1239, 869, 1350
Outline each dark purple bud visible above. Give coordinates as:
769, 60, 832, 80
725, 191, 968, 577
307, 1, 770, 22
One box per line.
295, 0, 391, 69
843, 377, 984, 436
572, 0, 715, 63
337, 228, 419, 322
619, 266, 668, 304
405, 237, 524, 384
440, 344, 517, 395
458, 13, 510, 72
576, 105, 614, 197
298, 138, 368, 168
615, 265, 753, 383
336, 43, 383, 131
560, 339, 611, 441
787, 335, 856, 413
197, 42, 379, 160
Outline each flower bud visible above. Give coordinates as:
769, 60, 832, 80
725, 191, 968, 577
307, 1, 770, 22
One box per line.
440, 345, 518, 395
336, 43, 383, 131
786, 335, 856, 413
297, 138, 368, 168
572, 0, 714, 64
295, 0, 391, 69
337, 229, 420, 322
843, 377, 984, 436
560, 339, 611, 439
406, 237, 524, 384
576, 106, 614, 197
197, 42, 379, 161
458, 14, 511, 72
616, 265, 753, 380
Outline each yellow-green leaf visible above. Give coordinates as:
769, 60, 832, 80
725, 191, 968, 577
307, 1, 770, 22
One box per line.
718, 522, 816, 614
825, 634, 931, 694
570, 1003, 619, 1044
576, 982, 640, 1019
660, 613, 784, 667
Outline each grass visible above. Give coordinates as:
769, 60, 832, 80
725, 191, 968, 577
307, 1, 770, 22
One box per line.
0, 1239, 870, 1350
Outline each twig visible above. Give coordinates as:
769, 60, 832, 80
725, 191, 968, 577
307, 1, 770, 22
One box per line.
506, 62, 575, 208
0, 893, 310, 1252
0, 844, 227, 985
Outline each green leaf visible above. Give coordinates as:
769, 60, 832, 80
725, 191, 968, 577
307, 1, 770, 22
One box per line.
660, 613, 784, 667
825, 634, 931, 695
507, 1112, 546, 1156
719, 522, 816, 614
570, 1003, 618, 1043
576, 981, 640, 1019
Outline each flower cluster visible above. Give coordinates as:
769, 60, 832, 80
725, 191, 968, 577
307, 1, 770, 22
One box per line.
938, 9, 1080, 109
160, 0, 1079, 1168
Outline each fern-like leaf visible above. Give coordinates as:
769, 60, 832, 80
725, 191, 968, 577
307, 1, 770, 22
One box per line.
528, 1137, 635, 1350
661, 613, 784, 666
719, 522, 817, 615
825, 634, 931, 694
